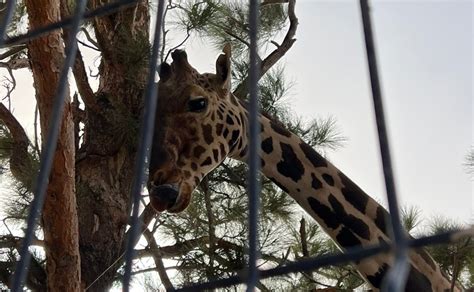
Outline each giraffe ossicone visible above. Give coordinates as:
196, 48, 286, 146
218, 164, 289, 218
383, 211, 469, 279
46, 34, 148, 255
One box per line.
149, 45, 459, 291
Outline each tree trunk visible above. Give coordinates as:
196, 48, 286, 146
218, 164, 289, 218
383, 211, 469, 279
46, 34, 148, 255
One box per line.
25, 1, 81, 291
73, 1, 150, 290
24, 0, 151, 290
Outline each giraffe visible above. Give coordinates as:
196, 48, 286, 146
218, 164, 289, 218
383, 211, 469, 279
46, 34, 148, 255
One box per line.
148, 45, 458, 291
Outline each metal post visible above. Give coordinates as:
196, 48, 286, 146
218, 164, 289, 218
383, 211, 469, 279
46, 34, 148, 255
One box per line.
122, 0, 166, 290
247, 0, 261, 291
359, 1, 409, 291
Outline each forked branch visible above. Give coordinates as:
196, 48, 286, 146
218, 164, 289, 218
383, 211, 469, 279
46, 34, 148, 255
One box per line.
233, 0, 298, 99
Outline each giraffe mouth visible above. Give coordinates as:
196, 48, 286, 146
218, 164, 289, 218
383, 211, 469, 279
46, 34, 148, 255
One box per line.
149, 183, 180, 212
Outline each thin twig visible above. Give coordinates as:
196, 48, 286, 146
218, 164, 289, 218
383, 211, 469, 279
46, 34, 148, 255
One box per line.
80, 27, 99, 49
164, 29, 191, 62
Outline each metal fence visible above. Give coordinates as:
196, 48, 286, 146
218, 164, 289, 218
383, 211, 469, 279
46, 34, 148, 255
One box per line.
0, 0, 471, 291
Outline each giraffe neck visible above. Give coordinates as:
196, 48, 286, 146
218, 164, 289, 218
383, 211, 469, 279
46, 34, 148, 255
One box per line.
229, 100, 456, 291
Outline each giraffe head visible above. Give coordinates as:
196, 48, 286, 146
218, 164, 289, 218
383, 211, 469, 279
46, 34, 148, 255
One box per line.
149, 45, 246, 213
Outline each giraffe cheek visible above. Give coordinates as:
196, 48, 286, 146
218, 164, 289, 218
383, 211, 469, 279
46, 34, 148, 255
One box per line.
168, 193, 191, 213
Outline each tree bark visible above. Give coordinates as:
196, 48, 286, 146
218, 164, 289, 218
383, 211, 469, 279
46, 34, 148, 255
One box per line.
25, 1, 81, 291
73, 1, 150, 290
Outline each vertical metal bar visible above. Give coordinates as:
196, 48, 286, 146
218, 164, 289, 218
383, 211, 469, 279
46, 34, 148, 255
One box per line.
122, 0, 166, 290
247, 0, 261, 291
359, 1, 409, 291
11, 0, 87, 290
0, 0, 16, 47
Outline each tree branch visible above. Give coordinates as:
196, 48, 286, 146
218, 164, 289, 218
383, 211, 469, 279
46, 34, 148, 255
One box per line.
0, 103, 34, 188
0, 234, 44, 249
261, 0, 289, 7
0, 45, 27, 61
233, 0, 298, 99
60, 0, 99, 112
142, 229, 174, 290
80, 27, 100, 50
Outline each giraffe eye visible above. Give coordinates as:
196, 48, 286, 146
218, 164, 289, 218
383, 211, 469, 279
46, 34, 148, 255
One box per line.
188, 97, 208, 113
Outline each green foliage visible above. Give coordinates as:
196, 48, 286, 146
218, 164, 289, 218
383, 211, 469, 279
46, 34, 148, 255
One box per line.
115, 30, 151, 88
173, 0, 287, 57
401, 205, 423, 233
425, 217, 474, 288
2, 1, 470, 291
0, 123, 38, 222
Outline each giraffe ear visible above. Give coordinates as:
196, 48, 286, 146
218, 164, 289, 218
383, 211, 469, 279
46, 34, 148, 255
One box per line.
215, 43, 232, 92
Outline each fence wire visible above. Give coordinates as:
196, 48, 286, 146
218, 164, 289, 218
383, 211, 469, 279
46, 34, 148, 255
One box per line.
122, 0, 166, 290
246, 0, 262, 291
0, 0, 471, 291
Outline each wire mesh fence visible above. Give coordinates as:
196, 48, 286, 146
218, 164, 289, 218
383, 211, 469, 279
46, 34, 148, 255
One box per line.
0, 0, 471, 291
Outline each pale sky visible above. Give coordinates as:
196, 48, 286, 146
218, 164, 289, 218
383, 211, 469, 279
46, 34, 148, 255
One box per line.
284, 0, 473, 224
4, 0, 473, 225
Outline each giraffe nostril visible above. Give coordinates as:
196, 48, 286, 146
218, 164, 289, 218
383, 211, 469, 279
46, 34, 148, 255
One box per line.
149, 184, 179, 212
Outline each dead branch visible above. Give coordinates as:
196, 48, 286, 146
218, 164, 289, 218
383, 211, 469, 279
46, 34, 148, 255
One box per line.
233, 0, 298, 99
261, 0, 289, 7
80, 28, 100, 50
0, 234, 44, 249
0, 45, 27, 61
0, 62, 16, 102
142, 228, 174, 290
0, 58, 29, 70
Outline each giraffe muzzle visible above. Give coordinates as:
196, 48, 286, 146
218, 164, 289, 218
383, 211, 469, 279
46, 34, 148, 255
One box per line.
149, 184, 179, 212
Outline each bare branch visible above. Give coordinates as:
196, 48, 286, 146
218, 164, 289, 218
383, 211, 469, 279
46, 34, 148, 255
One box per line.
233, 0, 298, 99
0, 62, 16, 102
0, 58, 29, 70
0, 234, 44, 249
164, 29, 191, 63
0, 45, 27, 60
142, 229, 174, 290
261, 0, 289, 7
80, 27, 100, 50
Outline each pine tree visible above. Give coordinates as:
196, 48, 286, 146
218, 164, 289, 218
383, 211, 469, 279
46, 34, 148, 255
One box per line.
0, 1, 471, 291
